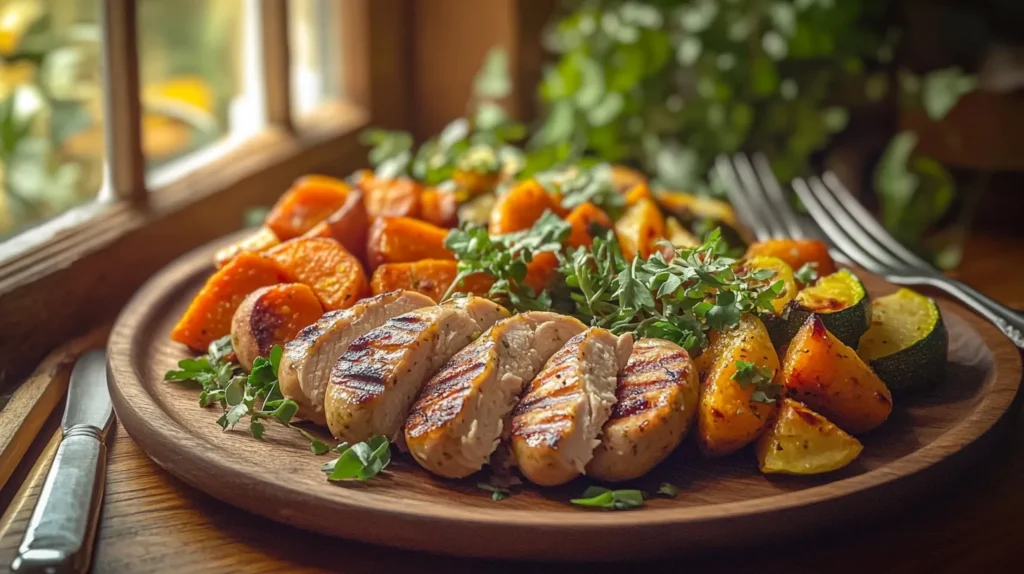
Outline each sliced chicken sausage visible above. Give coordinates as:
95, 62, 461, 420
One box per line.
405, 312, 586, 478
510, 328, 633, 486
278, 290, 433, 425
325, 297, 509, 443
586, 338, 699, 482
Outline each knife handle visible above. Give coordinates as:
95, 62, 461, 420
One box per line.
11, 426, 107, 574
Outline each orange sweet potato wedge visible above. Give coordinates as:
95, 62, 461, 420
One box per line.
171, 252, 291, 351
623, 181, 653, 205
231, 283, 324, 370
302, 189, 369, 262
420, 187, 459, 228
366, 216, 453, 270
264, 237, 369, 311
213, 226, 281, 268
265, 175, 351, 240
565, 202, 613, 248
524, 252, 560, 294
361, 176, 422, 219
371, 259, 493, 303
488, 180, 562, 235
745, 239, 836, 276
615, 198, 665, 261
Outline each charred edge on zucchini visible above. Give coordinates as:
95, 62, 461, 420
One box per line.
768, 269, 870, 349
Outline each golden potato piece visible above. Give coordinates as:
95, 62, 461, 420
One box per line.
756, 398, 863, 475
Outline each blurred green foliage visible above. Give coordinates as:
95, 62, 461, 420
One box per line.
529, 0, 980, 259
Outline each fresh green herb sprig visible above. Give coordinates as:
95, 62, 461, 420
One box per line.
732, 360, 783, 404
321, 436, 392, 482
164, 337, 330, 454
657, 483, 680, 498
558, 228, 784, 353
477, 482, 512, 501
571, 487, 645, 510
537, 163, 626, 220
443, 210, 571, 312
794, 262, 819, 286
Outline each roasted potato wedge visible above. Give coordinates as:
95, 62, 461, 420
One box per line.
756, 398, 863, 474
231, 283, 324, 371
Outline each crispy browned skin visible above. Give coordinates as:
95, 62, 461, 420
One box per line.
586, 338, 699, 481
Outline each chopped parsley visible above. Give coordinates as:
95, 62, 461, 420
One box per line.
657, 483, 680, 497
732, 360, 783, 404
558, 228, 785, 353
570, 486, 646, 510
794, 262, 820, 286
164, 337, 330, 454
477, 482, 512, 501
321, 436, 392, 482
443, 210, 571, 311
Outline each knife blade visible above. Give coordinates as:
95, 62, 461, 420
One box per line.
11, 349, 114, 574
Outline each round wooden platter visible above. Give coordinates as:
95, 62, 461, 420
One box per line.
107, 236, 1023, 561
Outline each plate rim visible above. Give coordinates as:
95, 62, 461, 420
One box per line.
106, 235, 1024, 551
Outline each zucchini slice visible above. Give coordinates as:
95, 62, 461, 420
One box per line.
770, 269, 871, 348
858, 288, 948, 392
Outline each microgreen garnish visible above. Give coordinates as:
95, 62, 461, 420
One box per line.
732, 360, 782, 404
443, 210, 571, 311
558, 228, 785, 353
794, 262, 820, 286
657, 483, 680, 498
477, 482, 512, 501
321, 436, 392, 482
538, 163, 626, 220
164, 339, 330, 452
570, 486, 645, 510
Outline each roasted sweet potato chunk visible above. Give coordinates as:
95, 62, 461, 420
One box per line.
745, 239, 836, 277
565, 202, 612, 248
264, 237, 369, 311
265, 175, 351, 240
615, 198, 665, 261
361, 176, 422, 219
231, 283, 324, 370
488, 180, 562, 235
370, 260, 492, 302
213, 227, 281, 268
366, 216, 453, 270
171, 252, 290, 351
780, 315, 892, 434
420, 187, 459, 228
302, 189, 369, 261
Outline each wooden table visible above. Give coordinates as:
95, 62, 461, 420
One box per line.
1, 236, 1022, 573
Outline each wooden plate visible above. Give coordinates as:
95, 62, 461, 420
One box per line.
107, 236, 1023, 560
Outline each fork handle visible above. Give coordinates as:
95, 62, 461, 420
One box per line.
918, 276, 1024, 348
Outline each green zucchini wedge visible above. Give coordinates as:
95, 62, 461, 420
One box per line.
768, 269, 871, 349
857, 288, 948, 392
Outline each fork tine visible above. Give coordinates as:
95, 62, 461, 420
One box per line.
731, 154, 788, 238
821, 172, 933, 273
807, 177, 907, 271
714, 155, 773, 241
751, 153, 806, 239
791, 177, 889, 276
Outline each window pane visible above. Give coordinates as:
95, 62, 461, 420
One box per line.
0, 0, 104, 238
137, 0, 262, 175
290, 0, 340, 115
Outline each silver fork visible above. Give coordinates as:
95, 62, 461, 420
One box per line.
716, 152, 1024, 348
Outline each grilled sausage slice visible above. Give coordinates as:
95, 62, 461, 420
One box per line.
405, 312, 587, 478
586, 338, 699, 481
325, 297, 509, 442
510, 328, 633, 486
278, 290, 434, 425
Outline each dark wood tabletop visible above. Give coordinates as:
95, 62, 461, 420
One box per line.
0, 234, 1022, 573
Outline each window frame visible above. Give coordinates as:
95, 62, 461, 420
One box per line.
0, 0, 414, 389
